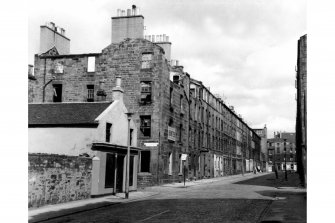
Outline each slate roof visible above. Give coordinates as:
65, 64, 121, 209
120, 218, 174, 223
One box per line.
29, 102, 112, 127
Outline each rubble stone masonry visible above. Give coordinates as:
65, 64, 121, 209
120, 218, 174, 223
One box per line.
28, 153, 92, 208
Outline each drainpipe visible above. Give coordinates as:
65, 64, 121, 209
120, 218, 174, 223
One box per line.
43, 76, 55, 102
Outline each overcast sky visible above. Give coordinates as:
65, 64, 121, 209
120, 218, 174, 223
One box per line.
28, 0, 306, 138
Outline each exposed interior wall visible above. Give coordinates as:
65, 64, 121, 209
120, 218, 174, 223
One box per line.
28, 127, 97, 156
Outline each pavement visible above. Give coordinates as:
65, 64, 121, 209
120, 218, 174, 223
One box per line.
28, 171, 306, 223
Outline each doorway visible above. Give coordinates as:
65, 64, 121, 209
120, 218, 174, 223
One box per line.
116, 155, 125, 192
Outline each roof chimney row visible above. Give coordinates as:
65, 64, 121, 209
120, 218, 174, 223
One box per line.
116, 5, 140, 17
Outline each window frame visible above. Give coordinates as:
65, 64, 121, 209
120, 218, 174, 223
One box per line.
140, 116, 151, 138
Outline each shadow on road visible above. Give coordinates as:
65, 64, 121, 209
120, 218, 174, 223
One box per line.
233, 172, 302, 188
29, 198, 272, 223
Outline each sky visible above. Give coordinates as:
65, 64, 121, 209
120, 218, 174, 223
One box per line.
28, 0, 307, 138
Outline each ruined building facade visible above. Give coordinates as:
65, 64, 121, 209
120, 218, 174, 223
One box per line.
29, 6, 262, 186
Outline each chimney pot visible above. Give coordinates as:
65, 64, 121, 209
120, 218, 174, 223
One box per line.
127, 9, 131, 16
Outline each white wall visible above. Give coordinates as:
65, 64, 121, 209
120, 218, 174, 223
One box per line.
95, 100, 137, 147
29, 128, 96, 156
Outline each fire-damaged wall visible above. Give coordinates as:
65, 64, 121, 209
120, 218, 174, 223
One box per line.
28, 153, 92, 208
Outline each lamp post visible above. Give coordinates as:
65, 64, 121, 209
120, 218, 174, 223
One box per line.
284, 139, 288, 181
125, 112, 133, 199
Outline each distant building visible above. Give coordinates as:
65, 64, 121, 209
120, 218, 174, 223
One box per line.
253, 125, 268, 172
295, 34, 307, 187
267, 132, 296, 172
29, 5, 263, 186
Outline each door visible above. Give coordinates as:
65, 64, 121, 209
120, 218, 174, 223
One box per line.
116, 155, 124, 192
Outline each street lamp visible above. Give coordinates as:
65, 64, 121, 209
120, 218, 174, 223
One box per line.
284, 139, 288, 181
125, 112, 133, 199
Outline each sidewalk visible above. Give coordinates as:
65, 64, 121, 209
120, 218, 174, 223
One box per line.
28, 172, 269, 222
28, 191, 158, 223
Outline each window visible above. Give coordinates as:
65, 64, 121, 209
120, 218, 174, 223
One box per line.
87, 57, 95, 72
179, 124, 183, 142
53, 84, 62, 102
140, 116, 151, 137
140, 81, 152, 103
277, 148, 280, 153
141, 53, 153, 69
106, 123, 112, 142
87, 85, 94, 102
54, 62, 63, 74
168, 153, 172, 175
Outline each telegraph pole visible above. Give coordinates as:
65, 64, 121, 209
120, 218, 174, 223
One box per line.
125, 112, 133, 199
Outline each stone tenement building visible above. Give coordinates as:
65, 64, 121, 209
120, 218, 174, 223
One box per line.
267, 132, 296, 172
295, 34, 307, 187
28, 6, 262, 186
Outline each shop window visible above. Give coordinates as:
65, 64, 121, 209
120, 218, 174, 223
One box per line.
87, 85, 94, 102
140, 151, 150, 172
140, 116, 151, 137
106, 122, 112, 142
141, 53, 153, 69
53, 84, 62, 102
140, 81, 152, 103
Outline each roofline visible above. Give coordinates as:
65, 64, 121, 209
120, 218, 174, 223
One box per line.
29, 123, 99, 128
40, 25, 71, 41
38, 53, 101, 59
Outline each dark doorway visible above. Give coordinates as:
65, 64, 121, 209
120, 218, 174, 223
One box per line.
105, 153, 115, 188
129, 156, 134, 187
116, 155, 124, 192
141, 151, 150, 172
53, 84, 62, 102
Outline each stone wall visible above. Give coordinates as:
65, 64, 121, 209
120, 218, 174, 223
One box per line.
28, 153, 92, 208
137, 172, 153, 189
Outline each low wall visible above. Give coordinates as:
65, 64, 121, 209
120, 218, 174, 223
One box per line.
28, 153, 92, 208
137, 172, 153, 188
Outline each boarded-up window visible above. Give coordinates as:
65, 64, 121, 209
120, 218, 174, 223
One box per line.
87, 57, 95, 72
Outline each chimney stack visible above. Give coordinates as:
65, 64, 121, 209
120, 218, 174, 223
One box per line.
111, 5, 144, 43
112, 76, 124, 101
40, 22, 70, 55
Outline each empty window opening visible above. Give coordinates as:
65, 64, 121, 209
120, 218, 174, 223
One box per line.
140, 116, 151, 137
106, 122, 112, 142
87, 57, 96, 72
141, 53, 153, 69
53, 84, 62, 102
140, 81, 152, 103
